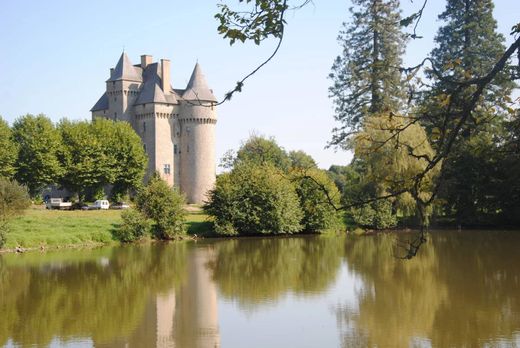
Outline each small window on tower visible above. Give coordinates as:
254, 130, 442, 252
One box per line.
164, 164, 171, 175
174, 144, 178, 154
143, 144, 146, 152
114, 97, 117, 102
114, 113, 118, 120
143, 122, 146, 132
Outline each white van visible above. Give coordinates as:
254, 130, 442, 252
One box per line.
92, 200, 110, 210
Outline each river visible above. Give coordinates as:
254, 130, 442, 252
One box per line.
1, 230, 519, 347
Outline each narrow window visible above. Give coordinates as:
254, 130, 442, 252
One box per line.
163, 164, 171, 175
143, 121, 146, 132
174, 144, 178, 154
187, 144, 189, 153
114, 112, 117, 120
143, 144, 146, 152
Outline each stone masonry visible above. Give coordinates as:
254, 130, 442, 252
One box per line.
91, 52, 217, 204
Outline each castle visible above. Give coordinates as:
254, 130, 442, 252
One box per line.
91, 52, 218, 204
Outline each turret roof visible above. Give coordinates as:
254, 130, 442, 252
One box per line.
107, 52, 143, 82
182, 63, 217, 102
90, 93, 109, 111
135, 63, 178, 105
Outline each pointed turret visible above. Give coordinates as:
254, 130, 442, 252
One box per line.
182, 63, 217, 102
107, 52, 143, 82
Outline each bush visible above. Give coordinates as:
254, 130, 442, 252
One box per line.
204, 163, 303, 235
114, 209, 151, 242
0, 179, 31, 248
136, 174, 186, 239
291, 168, 343, 232
350, 199, 397, 229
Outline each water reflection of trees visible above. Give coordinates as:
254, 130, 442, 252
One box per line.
0, 243, 187, 347
209, 236, 345, 306
338, 231, 520, 347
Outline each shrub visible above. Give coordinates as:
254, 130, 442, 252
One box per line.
0, 179, 31, 248
114, 209, 151, 242
291, 168, 343, 232
350, 199, 397, 229
204, 163, 303, 235
136, 174, 186, 239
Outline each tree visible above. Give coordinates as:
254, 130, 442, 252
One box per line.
58, 120, 114, 201
12, 114, 63, 197
136, 173, 186, 239
329, 0, 407, 147
421, 0, 516, 226
94, 119, 147, 200
204, 163, 303, 235
235, 135, 291, 170
0, 116, 17, 179
288, 150, 317, 169
290, 168, 343, 232
353, 112, 438, 227
58, 119, 147, 201
0, 179, 31, 248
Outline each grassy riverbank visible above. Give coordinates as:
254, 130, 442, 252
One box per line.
2, 206, 213, 251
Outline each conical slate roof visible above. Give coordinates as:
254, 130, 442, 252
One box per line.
107, 52, 143, 82
182, 63, 217, 102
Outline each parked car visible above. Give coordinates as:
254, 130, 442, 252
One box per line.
82, 200, 110, 210
111, 202, 130, 210
46, 198, 72, 210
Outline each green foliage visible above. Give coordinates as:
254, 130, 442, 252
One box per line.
136, 174, 186, 239
114, 209, 151, 243
329, 0, 407, 147
0, 116, 17, 179
205, 163, 303, 235
58, 119, 146, 201
235, 135, 290, 170
291, 168, 343, 232
12, 114, 63, 197
288, 150, 317, 169
423, 0, 516, 226
0, 179, 31, 248
215, 0, 288, 45
351, 199, 397, 229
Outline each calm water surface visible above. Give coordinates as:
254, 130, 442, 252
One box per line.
1, 230, 520, 348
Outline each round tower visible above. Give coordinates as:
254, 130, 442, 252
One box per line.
179, 63, 218, 204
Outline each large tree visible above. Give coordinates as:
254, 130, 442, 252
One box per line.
422, 0, 516, 225
0, 116, 17, 179
58, 119, 147, 201
12, 114, 63, 197
329, 0, 407, 148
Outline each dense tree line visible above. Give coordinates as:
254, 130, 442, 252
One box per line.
326, 0, 519, 229
0, 114, 147, 202
214, 0, 519, 237
205, 135, 343, 235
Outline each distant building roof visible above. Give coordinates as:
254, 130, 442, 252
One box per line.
90, 93, 109, 111
182, 63, 217, 102
135, 63, 178, 105
107, 52, 143, 82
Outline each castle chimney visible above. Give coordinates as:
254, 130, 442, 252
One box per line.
110, 68, 114, 78
141, 55, 153, 69
161, 59, 170, 92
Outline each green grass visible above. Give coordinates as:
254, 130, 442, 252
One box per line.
2, 206, 215, 251
4, 206, 122, 249
186, 210, 214, 236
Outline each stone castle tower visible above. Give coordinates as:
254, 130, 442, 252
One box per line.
91, 52, 217, 204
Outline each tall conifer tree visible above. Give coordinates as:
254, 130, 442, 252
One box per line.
425, 0, 515, 225
329, 0, 407, 148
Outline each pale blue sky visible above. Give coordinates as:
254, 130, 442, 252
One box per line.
0, 1, 518, 169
